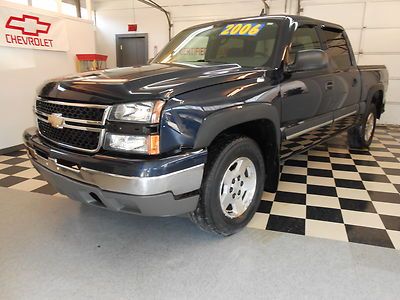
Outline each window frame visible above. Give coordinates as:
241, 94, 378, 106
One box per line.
319, 26, 354, 71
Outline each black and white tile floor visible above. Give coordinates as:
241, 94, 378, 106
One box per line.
1, 125, 400, 249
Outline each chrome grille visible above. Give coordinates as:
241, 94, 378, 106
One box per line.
35, 98, 110, 153
37, 119, 101, 151
36, 99, 105, 122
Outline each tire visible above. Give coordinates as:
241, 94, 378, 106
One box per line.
190, 135, 265, 236
347, 105, 377, 149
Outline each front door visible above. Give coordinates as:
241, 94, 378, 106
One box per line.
280, 25, 334, 159
116, 34, 148, 67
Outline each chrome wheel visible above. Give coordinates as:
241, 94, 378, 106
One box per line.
364, 112, 375, 142
219, 157, 257, 219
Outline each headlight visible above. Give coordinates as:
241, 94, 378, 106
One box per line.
104, 133, 160, 155
109, 101, 164, 123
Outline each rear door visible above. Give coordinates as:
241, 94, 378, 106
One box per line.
319, 27, 362, 131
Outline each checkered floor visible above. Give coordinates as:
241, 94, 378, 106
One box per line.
1, 125, 400, 249
0, 151, 60, 195
249, 125, 400, 250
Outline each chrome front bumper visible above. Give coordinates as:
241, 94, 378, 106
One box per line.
27, 146, 204, 197
24, 129, 206, 216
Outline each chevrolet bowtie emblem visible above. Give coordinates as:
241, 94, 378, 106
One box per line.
6, 14, 51, 37
48, 113, 65, 129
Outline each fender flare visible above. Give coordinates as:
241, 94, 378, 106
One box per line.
193, 103, 281, 149
362, 83, 385, 115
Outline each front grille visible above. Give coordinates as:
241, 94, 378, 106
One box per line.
35, 98, 109, 152
36, 99, 105, 122
38, 120, 101, 151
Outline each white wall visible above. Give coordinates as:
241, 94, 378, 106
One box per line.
0, 0, 96, 149
94, 0, 267, 68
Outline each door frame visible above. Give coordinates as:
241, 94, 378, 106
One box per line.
115, 33, 149, 67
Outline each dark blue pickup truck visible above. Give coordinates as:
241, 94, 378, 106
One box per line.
24, 15, 388, 235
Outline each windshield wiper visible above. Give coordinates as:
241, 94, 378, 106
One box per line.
187, 59, 242, 66
194, 59, 224, 63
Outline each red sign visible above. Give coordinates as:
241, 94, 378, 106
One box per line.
128, 24, 138, 32
6, 14, 51, 36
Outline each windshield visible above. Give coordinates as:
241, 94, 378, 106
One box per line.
153, 21, 280, 68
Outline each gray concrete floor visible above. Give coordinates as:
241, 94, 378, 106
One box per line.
1, 187, 400, 300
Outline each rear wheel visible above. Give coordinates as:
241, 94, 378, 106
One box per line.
189, 135, 265, 236
347, 105, 377, 149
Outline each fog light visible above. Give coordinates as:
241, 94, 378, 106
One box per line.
104, 133, 159, 155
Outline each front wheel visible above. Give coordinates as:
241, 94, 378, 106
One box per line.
190, 135, 265, 236
348, 105, 377, 149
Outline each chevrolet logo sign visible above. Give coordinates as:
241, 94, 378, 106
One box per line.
48, 113, 65, 129
6, 14, 51, 37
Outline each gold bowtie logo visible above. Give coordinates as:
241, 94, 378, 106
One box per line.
48, 113, 65, 129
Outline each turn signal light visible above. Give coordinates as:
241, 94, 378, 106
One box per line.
148, 135, 160, 155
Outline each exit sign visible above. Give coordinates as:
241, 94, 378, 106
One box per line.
128, 24, 138, 32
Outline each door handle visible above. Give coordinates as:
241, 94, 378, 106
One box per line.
352, 78, 358, 87
325, 81, 334, 91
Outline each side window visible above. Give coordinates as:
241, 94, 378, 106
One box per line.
321, 28, 352, 70
288, 26, 321, 64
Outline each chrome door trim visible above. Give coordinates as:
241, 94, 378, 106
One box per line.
286, 120, 332, 140
286, 110, 358, 140
334, 110, 358, 122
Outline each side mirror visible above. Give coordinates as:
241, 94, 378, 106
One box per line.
287, 49, 329, 72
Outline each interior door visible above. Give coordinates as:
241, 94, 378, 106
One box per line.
280, 26, 334, 159
116, 35, 148, 67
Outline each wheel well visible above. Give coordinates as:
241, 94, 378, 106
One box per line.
209, 119, 280, 192
371, 90, 384, 119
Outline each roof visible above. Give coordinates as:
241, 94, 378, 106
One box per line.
190, 14, 344, 31
262, 14, 343, 30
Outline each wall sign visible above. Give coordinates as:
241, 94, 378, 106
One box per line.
128, 24, 138, 32
0, 6, 69, 51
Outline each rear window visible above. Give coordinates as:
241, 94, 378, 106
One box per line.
321, 28, 352, 70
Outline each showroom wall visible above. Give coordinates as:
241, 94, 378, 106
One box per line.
94, 0, 267, 67
0, 0, 96, 150
94, 0, 399, 125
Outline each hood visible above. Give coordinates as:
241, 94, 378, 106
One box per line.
39, 63, 267, 104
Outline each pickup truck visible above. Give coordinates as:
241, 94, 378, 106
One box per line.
24, 15, 388, 235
